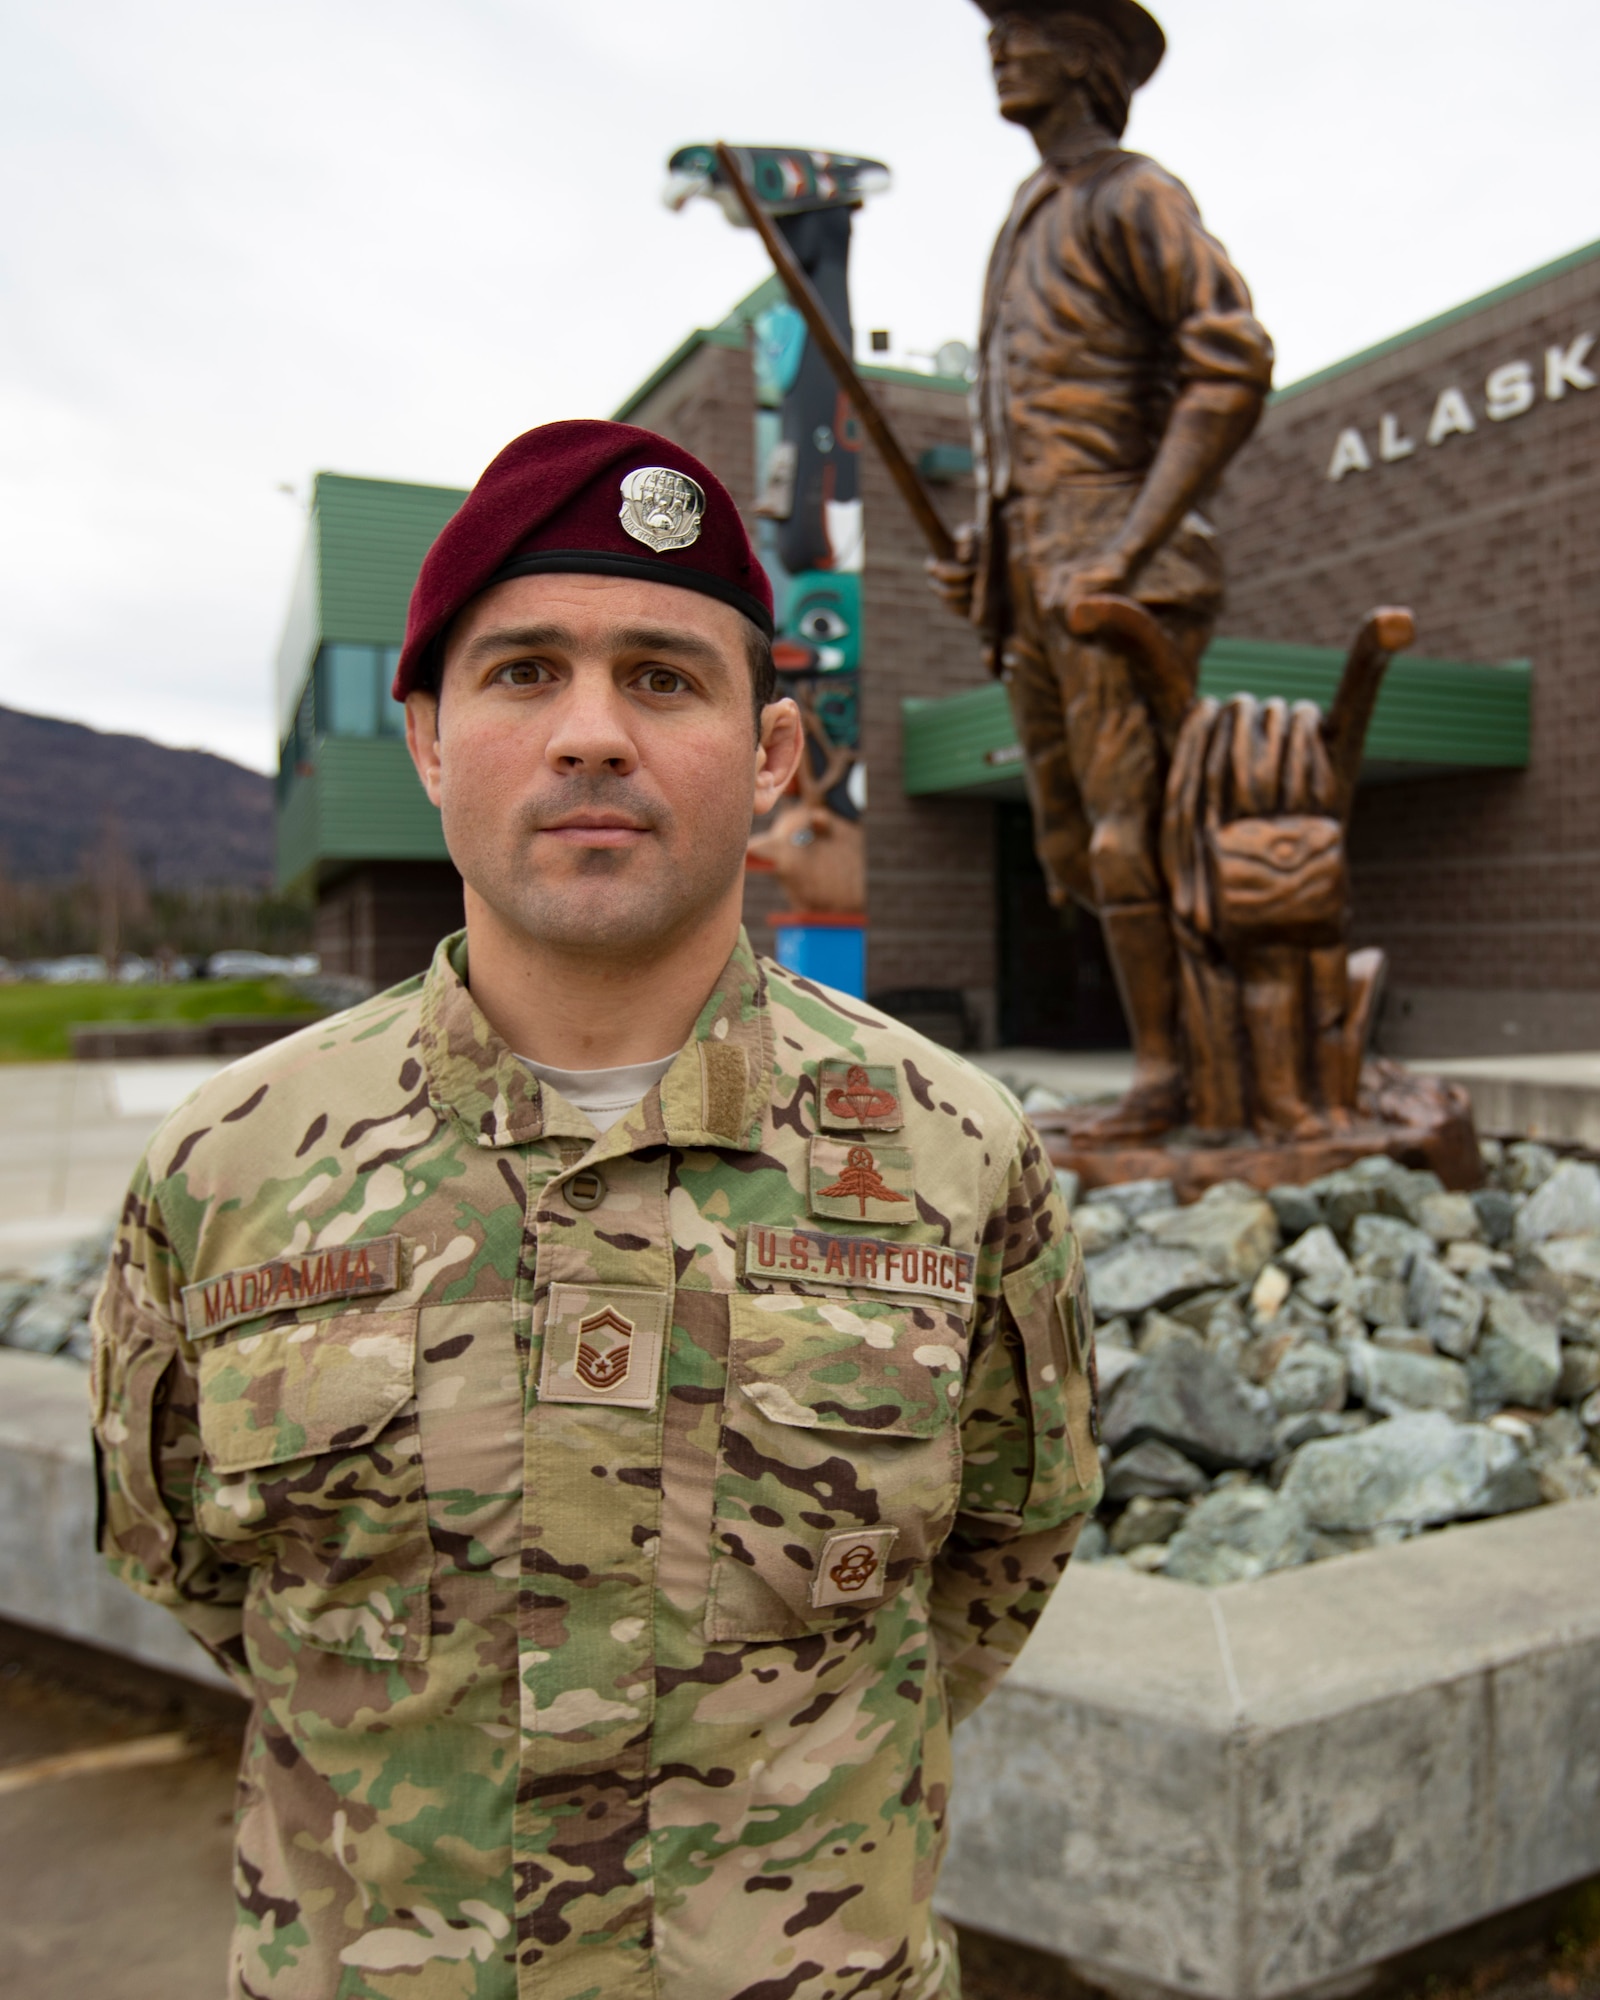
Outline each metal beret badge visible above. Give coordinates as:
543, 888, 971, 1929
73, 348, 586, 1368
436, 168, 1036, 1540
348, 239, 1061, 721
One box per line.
619, 466, 706, 553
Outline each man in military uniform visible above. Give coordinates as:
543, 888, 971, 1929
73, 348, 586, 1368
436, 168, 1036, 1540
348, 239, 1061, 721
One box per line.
93, 420, 1099, 1999
929, 0, 1275, 1138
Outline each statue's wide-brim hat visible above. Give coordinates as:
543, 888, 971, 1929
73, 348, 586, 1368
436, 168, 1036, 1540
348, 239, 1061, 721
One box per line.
973, 0, 1166, 89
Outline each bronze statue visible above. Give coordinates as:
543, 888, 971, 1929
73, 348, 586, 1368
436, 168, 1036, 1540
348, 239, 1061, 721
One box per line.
928, 0, 1275, 1140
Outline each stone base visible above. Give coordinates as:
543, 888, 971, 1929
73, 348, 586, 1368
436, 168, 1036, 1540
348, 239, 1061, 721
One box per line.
1035, 1060, 1482, 1198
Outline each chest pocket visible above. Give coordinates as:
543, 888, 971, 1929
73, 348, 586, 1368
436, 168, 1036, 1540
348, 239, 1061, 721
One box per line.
707, 1291, 966, 1642
193, 1307, 432, 1664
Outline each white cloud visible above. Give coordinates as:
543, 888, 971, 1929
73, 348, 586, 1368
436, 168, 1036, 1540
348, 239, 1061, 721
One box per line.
0, 0, 1594, 770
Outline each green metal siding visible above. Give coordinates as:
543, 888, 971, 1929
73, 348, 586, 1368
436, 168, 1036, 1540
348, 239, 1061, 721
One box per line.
278, 740, 448, 896
901, 642, 1532, 798
314, 473, 466, 644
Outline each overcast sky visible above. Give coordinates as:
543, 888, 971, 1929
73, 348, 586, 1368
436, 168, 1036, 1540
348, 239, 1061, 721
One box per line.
2, 0, 1595, 772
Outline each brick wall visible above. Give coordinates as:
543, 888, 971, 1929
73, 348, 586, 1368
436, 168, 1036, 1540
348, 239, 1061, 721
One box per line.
628, 341, 999, 1037
1212, 250, 1600, 1054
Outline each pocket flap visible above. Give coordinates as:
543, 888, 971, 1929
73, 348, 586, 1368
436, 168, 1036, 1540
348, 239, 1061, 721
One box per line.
198, 1308, 418, 1473
730, 1292, 963, 1439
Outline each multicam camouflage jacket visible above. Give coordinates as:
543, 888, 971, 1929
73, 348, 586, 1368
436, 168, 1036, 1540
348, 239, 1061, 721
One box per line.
92, 930, 1099, 2000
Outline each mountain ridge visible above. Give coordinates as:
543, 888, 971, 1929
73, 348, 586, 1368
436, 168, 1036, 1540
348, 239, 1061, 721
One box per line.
0, 703, 273, 887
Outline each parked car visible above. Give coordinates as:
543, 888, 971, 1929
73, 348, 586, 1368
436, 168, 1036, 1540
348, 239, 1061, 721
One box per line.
203, 951, 319, 980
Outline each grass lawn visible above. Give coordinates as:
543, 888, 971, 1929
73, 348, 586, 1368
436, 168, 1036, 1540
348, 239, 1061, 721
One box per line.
0, 979, 322, 1063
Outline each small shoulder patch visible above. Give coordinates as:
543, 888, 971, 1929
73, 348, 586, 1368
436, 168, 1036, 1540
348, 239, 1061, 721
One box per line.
817, 1060, 902, 1134
182, 1236, 403, 1339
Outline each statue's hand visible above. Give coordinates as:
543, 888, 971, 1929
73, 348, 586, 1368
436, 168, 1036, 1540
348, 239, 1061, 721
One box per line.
925, 522, 978, 620
1042, 549, 1134, 621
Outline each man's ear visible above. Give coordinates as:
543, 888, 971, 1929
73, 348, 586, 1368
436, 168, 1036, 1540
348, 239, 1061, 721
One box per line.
405, 691, 443, 806
753, 697, 805, 818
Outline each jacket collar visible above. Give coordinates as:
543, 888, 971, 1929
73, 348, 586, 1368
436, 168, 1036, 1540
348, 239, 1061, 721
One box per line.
419, 928, 773, 1156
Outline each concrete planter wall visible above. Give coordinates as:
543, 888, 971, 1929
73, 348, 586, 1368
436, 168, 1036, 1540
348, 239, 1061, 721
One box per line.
1, 1350, 1595, 1997
942, 1502, 1600, 1998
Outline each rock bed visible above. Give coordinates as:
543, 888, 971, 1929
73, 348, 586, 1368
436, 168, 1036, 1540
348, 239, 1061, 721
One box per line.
0, 1229, 111, 1365
6, 1143, 1600, 1592
1063, 1140, 1600, 1586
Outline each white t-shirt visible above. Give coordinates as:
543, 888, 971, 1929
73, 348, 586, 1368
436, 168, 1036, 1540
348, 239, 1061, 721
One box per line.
518, 1054, 678, 1136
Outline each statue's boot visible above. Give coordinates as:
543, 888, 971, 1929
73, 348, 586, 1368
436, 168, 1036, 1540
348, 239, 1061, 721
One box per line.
1068, 902, 1187, 1142
1241, 948, 1326, 1142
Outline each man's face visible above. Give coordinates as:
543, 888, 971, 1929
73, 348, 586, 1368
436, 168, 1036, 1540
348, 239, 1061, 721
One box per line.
406, 572, 801, 962
989, 16, 1070, 125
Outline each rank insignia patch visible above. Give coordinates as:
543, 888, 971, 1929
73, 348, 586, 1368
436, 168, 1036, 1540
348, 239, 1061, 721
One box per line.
619, 466, 705, 552
818, 1060, 903, 1133
809, 1136, 915, 1224
812, 1528, 898, 1608
538, 1285, 670, 1408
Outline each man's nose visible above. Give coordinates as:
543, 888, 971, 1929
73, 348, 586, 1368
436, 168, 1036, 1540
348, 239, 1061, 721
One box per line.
543, 674, 639, 773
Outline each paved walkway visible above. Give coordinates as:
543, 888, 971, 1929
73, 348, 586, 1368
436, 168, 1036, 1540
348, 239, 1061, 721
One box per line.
0, 1061, 222, 1270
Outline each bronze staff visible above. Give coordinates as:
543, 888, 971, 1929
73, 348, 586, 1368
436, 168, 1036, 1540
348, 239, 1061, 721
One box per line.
713, 141, 956, 565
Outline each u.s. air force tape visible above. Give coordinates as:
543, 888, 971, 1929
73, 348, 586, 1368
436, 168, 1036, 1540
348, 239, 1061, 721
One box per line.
743, 1227, 975, 1306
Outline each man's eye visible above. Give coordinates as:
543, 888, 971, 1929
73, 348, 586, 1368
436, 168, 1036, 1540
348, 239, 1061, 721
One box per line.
495, 660, 546, 686
640, 667, 689, 695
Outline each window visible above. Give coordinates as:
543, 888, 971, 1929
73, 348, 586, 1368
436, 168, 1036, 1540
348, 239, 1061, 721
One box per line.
314, 644, 410, 739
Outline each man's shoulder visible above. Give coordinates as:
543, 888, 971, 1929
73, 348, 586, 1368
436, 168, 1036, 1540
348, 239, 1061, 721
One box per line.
758, 956, 1027, 1151
140, 975, 429, 1189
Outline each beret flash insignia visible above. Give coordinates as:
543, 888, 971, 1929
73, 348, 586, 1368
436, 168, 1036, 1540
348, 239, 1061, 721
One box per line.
619, 466, 706, 553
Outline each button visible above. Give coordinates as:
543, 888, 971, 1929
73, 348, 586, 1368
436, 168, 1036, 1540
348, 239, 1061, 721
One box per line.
565, 1168, 606, 1211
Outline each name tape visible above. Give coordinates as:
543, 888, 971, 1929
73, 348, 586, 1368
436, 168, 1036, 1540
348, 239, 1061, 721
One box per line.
182, 1236, 403, 1340
744, 1226, 975, 1306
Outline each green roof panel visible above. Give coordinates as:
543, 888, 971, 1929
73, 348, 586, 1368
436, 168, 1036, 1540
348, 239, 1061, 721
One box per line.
902, 641, 1532, 798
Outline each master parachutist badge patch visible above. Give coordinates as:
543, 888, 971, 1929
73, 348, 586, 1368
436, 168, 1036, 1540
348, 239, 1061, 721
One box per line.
619, 466, 706, 553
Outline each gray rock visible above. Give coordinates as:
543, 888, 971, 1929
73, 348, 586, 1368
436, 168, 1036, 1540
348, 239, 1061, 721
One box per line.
1094, 1315, 1134, 1349
1344, 1272, 1410, 1328
1471, 1188, 1519, 1248
1558, 1342, 1600, 1405
1471, 1293, 1563, 1411
1417, 1191, 1480, 1246
6, 1286, 85, 1355
1502, 1141, 1559, 1194
0, 1279, 42, 1342
1531, 1235, 1600, 1307
1136, 1311, 1202, 1355
1101, 1340, 1277, 1472
1053, 1167, 1082, 1210
1083, 1177, 1178, 1222
1310, 1156, 1442, 1238
1096, 1346, 1143, 1400
1140, 1192, 1280, 1285
1273, 1409, 1373, 1454
1515, 1160, 1600, 1247
1266, 1183, 1323, 1241
1281, 1411, 1542, 1532
1352, 1345, 1472, 1421
1372, 1328, 1435, 1355
1266, 1341, 1348, 1416
1074, 1204, 1129, 1257
1280, 1225, 1351, 1310
1087, 1241, 1222, 1319
1351, 1213, 1434, 1279
1163, 1288, 1240, 1333
1163, 1486, 1312, 1586
1109, 1495, 1189, 1553
1538, 1456, 1600, 1504
1406, 1255, 1486, 1358
1074, 1518, 1109, 1562
1104, 1438, 1209, 1501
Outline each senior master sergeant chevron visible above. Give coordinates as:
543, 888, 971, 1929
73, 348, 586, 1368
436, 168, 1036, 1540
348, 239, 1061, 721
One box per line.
91, 418, 1100, 2000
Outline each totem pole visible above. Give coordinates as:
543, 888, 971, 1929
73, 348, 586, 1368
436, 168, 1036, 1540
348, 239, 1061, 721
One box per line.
667, 145, 887, 993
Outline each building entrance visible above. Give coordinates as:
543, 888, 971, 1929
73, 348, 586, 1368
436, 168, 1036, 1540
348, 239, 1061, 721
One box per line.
996, 803, 1129, 1051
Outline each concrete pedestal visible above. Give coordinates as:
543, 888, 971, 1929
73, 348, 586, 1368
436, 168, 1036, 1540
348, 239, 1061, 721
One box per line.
942, 1501, 1600, 1999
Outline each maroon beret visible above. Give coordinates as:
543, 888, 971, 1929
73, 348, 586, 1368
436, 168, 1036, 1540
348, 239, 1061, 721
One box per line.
393, 419, 774, 698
